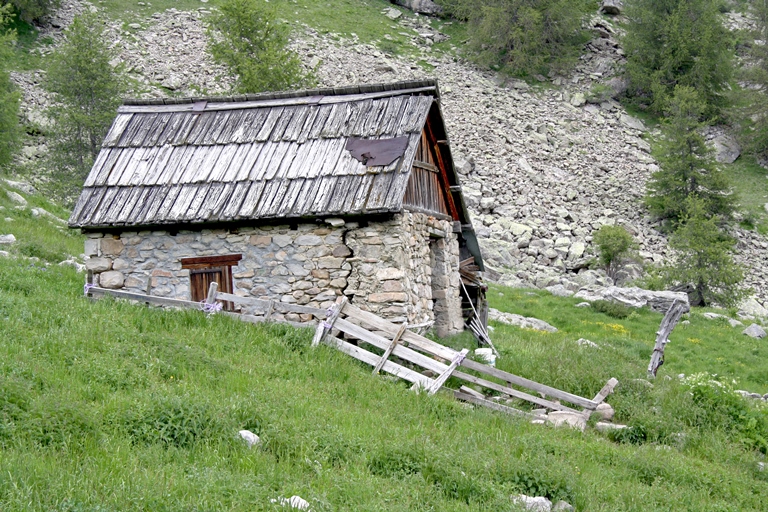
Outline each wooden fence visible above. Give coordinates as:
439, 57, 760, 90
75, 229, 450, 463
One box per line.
85, 284, 617, 419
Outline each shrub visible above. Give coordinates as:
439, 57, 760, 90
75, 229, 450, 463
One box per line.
593, 225, 637, 280
590, 300, 632, 319
5, 0, 60, 24
120, 395, 227, 448
0, 5, 20, 169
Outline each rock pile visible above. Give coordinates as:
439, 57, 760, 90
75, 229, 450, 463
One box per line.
11, 2, 768, 310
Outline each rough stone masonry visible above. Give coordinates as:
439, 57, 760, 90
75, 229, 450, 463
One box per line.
84, 212, 465, 336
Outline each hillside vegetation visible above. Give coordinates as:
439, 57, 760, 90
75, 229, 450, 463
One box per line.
1, 184, 768, 510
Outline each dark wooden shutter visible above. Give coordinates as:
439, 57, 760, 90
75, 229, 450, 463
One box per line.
181, 254, 241, 311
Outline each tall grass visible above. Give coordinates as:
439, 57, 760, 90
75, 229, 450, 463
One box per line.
1, 255, 767, 510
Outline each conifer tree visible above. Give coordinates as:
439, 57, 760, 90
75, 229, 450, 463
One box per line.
645, 86, 735, 226
0, 5, 20, 169
623, 0, 733, 115
662, 198, 747, 307
207, 0, 313, 94
45, 13, 125, 194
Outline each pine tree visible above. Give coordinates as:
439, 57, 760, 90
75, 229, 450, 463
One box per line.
45, 13, 125, 194
739, 0, 768, 160
0, 5, 20, 169
662, 199, 747, 307
206, 0, 313, 94
645, 86, 735, 226
623, 0, 733, 115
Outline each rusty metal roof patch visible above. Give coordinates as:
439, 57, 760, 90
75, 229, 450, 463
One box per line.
345, 136, 409, 167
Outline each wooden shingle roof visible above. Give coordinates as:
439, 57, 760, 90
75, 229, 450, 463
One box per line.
69, 80, 450, 229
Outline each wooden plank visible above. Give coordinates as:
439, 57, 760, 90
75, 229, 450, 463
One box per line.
236, 180, 266, 218
261, 141, 293, 181
220, 182, 251, 219
295, 105, 320, 144
207, 143, 239, 182
269, 105, 298, 141
372, 322, 407, 374
648, 300, 686, 377
203, 110, 233, 145
214, 292, 326, 316
324, 336, 434, 388
181, 254, 243, 267
311, 297, 347, 347
341, 303, 600, 409
142, 144, 175, 186
116, 87, 438, 115
453, 391, 533, 418
592, 378, 619, 404
87, 147, 121, 187
281, 105, 311, 141
89, 287, 205, 310
305, 104, 334, 140
102, 113, 134, 147
255, 107, 285, 141
233, 143, 265, 182
248, 141, 281, 181
231, 108, 270, 143
427, 348, 469, 395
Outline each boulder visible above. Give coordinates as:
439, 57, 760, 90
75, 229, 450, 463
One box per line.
592, 402, 614, 421
743, 323, 767, 339
619, 114, 646, 132
238, 429, 261, 447
99, 271, 125, 289
553, 501, 575, 512
547, 411, 587, 431
545, 284, 573, 297
0, 234, 16, 245
6, 191, 27, 207
576, 338, 599, 348
600, 0, 623, 15
85, 257, 112, 272
739, 298, 768, 318
488, 308, 558, 332
573, 285, 690, 313
390, 0, 443, 16
511, 495, 552, 512
709, 133, 740, 164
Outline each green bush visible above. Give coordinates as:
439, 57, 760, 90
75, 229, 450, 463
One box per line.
590, 300, 632, 319
0, 5, 20, 169
5, 0, 60, 24
120, 395, 228, 448
593, 225, 637, 280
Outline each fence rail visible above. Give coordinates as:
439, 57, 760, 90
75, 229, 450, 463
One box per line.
85, 284, 617, 418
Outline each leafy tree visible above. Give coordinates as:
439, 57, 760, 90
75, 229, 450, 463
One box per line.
623, 0, 733, 115
645, 86, 735, 226
44, 13, 125, 195
206, 0, 314, 94
593, 225, 638, 280
3, 0, 60, 24
0, 4, 20, 169
437, 0, 593, 77
662, 198, 748, 307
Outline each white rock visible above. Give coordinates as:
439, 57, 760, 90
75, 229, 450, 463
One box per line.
99, 271, 125, 289
593, 402, 614, 421
739, 298, 768, 318
271, 495, 311, 510
595, 421, 629, 432
0, 250, 9, 258
546, 411, 587, 431
573, 285, 689, 313
619, 113, 646, 131
511, 494, 552, 512
574, 302, 591, 308
0, 234, 16, 244
545, 284, 573, 297
743, 323, 767, 339
488, 308, 558, 332
58, 258, 86, 273
576, 338, 599, 348
238, 429, 260, 447
6, 191, 28, 207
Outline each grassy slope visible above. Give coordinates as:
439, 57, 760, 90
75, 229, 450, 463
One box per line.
1, 184, 768, 511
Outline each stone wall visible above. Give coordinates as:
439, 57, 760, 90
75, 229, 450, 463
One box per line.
83, 211, 464, 334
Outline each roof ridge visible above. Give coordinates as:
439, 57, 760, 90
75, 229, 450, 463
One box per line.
123, 79, 439, 106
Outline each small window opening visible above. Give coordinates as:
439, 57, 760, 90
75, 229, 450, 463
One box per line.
180, 254, 243, 311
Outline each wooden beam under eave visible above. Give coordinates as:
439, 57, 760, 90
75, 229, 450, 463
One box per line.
423, 118, 460, 221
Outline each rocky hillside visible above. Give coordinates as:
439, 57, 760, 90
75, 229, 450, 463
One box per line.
10, 0, 768, 315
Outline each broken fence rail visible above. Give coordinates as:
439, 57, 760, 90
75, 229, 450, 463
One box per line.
85, 285, 617, 418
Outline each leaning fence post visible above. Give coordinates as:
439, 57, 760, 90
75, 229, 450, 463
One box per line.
647, 300, 686, 378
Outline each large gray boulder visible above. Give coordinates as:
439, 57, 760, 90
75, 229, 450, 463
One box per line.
573, 285, 690, 313
600, 0, 623, 15
488, 308, 558, 332
390, 0, 443, 16
743, 323, 767, 339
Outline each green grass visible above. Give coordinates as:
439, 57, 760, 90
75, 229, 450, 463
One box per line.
1, 205, 768, 510
724, 156, 768, 233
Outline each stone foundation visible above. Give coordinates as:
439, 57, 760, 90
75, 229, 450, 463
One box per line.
83, 212, 464, 335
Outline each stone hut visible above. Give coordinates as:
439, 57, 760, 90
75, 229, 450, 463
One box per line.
68, 80, 485, 336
